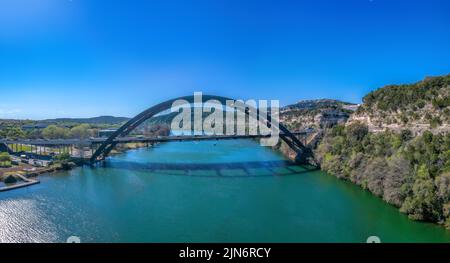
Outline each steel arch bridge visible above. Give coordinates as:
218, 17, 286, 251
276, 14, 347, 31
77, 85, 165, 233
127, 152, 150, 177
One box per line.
90, 95, 312, 164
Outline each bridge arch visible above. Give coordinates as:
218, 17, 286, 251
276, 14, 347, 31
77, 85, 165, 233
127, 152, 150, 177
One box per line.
90, 95, 311, 164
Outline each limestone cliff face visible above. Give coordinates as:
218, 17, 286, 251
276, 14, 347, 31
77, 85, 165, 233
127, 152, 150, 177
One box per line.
347, 75, 450, 135
280, 99, 356, 131
347, 113, 450, 135
278, 75, 450, 163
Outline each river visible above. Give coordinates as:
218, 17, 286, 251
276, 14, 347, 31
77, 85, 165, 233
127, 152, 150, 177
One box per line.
1, 139, 449, 242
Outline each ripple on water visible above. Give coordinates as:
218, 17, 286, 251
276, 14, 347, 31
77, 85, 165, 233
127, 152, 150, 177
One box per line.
0, 197, 59, 242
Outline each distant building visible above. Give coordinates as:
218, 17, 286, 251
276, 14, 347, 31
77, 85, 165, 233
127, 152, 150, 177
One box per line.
98, 129, 117, 138
22, 123, 49, 130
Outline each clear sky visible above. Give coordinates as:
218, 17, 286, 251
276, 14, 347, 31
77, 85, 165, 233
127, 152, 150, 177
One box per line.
0, 0, 449, 119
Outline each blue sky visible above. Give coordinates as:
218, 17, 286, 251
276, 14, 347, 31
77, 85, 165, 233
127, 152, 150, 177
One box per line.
0, 0, 449, 119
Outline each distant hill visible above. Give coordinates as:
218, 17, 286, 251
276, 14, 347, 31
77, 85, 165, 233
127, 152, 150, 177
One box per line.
280, 99, 358, 131
282, 99, 356, 111
41, 116, 131, 125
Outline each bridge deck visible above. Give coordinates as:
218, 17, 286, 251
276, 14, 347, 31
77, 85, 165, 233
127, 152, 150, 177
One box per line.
0, 132, 310, 146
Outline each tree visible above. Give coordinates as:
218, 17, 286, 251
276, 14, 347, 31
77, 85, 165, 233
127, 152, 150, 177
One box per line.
346, 122, 368, 142
383, 155, 410, 207
69, 124, 92, 139
400, 130, 413, 142
42, 125, 69, 139
435, 173, 450, 226
0, 152, 11, 167
401, 165, 440, 221
436, 173, 450, 203
0, 126, 26, 139
365, 158, 388, 197
55, 152, 71, 162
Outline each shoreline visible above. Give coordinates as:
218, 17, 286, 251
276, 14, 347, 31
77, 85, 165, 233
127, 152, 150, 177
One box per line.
0, 142, 155, 185
0, 173, 40, 192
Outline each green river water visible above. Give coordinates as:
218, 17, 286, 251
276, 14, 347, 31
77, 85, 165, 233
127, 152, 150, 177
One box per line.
1, 139, 449, 242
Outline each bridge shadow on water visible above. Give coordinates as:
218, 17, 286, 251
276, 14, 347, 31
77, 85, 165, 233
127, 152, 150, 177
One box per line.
96, 160, 319, 178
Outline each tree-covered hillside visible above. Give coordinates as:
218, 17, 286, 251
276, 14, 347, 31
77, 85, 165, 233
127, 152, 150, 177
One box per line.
352, 75, 450, 133
361, 75, 450, 113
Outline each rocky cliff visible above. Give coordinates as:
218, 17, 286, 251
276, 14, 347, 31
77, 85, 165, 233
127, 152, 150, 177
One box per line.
347, 75, 450, 135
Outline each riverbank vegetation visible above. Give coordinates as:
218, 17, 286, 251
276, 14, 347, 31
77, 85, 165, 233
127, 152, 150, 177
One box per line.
54, 152, 76, 170
277, 75, 450, 230
316, 122, 450, 229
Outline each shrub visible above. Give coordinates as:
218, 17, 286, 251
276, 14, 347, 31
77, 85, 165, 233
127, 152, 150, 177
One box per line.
0, 152, 11, 167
